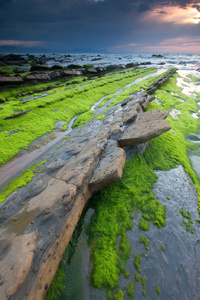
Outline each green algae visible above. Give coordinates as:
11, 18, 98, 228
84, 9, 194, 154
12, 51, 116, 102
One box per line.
180, 207, 191, 220
180, 207, 194, 233
83, 70, 200, 297
186, 74, 200, 83
72, 111, 106, 128
0, 161, 46, 203
161, 245, 165, 251
125, 280, 135, 299
114, 289, 125, 300
156, 284, 160, 297
72, 110, 93, 127
124, 270, 130, 279
141, 276, 147, 298
87, 153, 166, 291
144, 73, 200, 212
0, 67, 156, 166
139, 218, 149, 231
134, 253, 142, 273
99, 94, 116, 107
140, 236, 149, 250
109, 68, 174, 108
134, 273, 141, 282
45, 267, 65, 300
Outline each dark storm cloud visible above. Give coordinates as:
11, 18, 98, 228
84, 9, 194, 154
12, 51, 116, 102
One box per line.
192, 4, 200, 11
1, 0, 199, 23
0, 0, 200, 51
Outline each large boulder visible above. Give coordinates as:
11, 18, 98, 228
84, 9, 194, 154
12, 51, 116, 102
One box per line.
89, 145, 126, 193
0, 75, 24, 85
118, 118, 171, 147
30, 65, 50, 72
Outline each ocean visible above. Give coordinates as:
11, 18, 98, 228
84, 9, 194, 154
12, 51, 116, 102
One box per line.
39, 52, 200, 71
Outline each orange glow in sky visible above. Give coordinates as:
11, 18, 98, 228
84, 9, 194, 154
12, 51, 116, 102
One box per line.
0, 40, 45, 47
145, 36, 200, 52
142, 3, 200, 25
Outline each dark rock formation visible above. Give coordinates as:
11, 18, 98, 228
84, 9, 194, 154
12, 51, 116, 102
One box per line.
0, 54, 28, 66
188, 134, 200, 141
89, 144, 126, 193
152, 54, 164, 58
0, 75, 24, 86
4, 109, 31, 120
146, 68, 177, 94
118, 118, 170, 147
91, 58, 102, 61
30, 65, 51, 72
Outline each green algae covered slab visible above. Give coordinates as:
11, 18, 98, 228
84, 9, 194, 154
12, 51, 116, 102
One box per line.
0, 67, 157, 166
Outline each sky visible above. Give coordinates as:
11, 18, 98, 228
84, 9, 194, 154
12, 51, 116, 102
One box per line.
0, 0, 200, 53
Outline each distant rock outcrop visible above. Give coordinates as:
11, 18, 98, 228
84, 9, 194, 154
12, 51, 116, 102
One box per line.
152, 54, 164, 58
0, 61, 165, 87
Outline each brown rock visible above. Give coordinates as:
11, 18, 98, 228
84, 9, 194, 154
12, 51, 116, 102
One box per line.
23, 74, 37, 81
4, 109, 31, 120
141, 95, 155, 110
89, 146, 126, 193
61, 69, 82, 76
118, 119, 171, 147
0, 232, 38, 299
138, 110, 169, 122
0, 76, 23, 85
122, 109, 138, 124
55, 138, 108, 187
122, 103, 140, 124
24, 73, 50, 81
34, 74, 50, 81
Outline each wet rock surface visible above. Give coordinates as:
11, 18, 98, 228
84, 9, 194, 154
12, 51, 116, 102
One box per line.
146, 68, 177, 94
0, 70, 174, 299
55, 167, 200, 300
89, 165, 200, 300
125, 166, 200, 300
89, 142, 126, 193
118, 111, 170, 147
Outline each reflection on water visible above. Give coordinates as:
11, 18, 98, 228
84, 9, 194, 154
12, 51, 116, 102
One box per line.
57, 208, 94, 300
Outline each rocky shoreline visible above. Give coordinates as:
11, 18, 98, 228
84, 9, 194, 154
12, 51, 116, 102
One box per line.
0, 68, 176, 299
0, 54, 155, 88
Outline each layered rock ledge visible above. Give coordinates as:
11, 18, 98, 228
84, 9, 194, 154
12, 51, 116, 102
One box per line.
0, 70, 175, 299
0, 62, 154, 87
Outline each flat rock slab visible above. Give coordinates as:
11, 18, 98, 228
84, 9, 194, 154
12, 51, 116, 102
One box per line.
138, 109, 169, 122
118, 118, 171, 147
4, 109, 31, 120
89, 146, 126, 193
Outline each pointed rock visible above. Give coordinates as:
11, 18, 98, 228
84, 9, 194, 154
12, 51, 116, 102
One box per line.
89, 146, 126, 193
118, 119, 171, 147
138, 110, 169, 122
